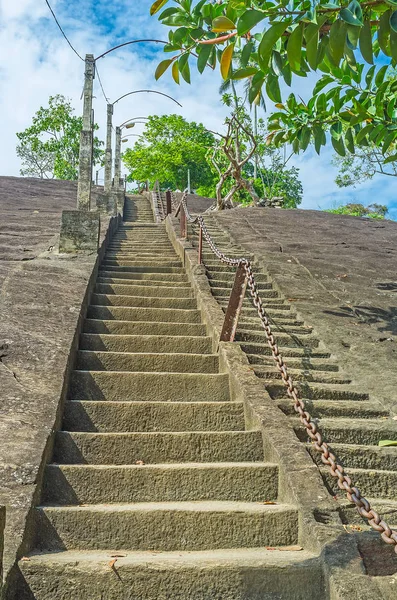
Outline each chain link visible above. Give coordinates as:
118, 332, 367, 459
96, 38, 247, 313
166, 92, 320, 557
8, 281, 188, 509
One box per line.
177, 191, 397, 552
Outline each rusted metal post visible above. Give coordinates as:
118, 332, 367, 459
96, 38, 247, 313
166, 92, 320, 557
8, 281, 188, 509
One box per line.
166, 190, 172, 215
198, 225, 203, 264
180, 204, 187, 238
220, 263, 248, 342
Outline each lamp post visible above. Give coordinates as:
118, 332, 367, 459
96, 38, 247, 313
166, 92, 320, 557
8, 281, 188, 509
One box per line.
77, 54, 95, 210
114, 122, 145, 189
103, 89, 182, 193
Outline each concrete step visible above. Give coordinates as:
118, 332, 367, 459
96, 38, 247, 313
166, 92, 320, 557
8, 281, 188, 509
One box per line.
34, 502, 299, 552
69, 371, 230, 402
239, 341, 329, 356
83, 319, 206, 337
208, 272, 268, 283
209, 281, 273, 291
95, 282, 194, 297
247, 355, 338, 371
319, 466, 397, 501
18, 547, 324, 600
97, 275, 189, 287
79, 333, 212, 354
279, 400, 389, 420
43, 462, 276, 504
86, 305, 202, 323
99, 265, 185, 274
104, 251, 177, 258
91, 293, 197, 310
98, 270, 188, 282
253, 366, 351, 385
307, 442, 397, 471
235, 329, 319, 348
76, 350, 219, 373
269, 382, 368, 401
53, 430, 263, 465
236, 318, 314, 335
101, 260, 182, 268
294, 418, 396, 445
63, 400, 246, 433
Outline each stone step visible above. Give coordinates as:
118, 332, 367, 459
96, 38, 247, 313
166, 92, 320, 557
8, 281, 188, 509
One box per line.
99, 270, 188, 282
83, 319, 206, 337
91, 293, 197, 310
239, 342, 330, 358
236, 318, 314, 335
208, 272, 268, 283
76, 350, 219, 373
43, 462, 276, 504
79, 333, 212, 354
63, 400, 246, 433
247, 355, 338, 371
95, 283, 194, 298
86, 305, 202, 323
279, 400, 389, 420
97, 275, 189, 287
99, 265, 185, 274
319, 466, 397, 501
235, 330, 319, 348
69, 371, 230, 402
209, 281, 273, 292
307, 442, 397, 471
18, 547, 323, 600
102, 260, 183, 268
104, 252, 177, 259
52, 431, 263, 465
253, 366, 351, 385
216, 288, 278, 299
33, 502, 299, 552
294, 418, 396, 445
269, 382, 368, 401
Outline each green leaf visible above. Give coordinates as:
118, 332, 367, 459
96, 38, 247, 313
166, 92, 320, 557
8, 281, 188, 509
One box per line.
378, 10, 391, 56
331, 134, 346, 156
390, 28, 397, 61
365, 64, 376, 87
346, 24, 360, 49
356, 123, 373, 143
305, 26, 319, 69
158, 7, 178, 19
258, 22, 289, 71
313, 124, 326, 154
287, 24, 303, 72
197, 44, 212, 73
340, 8, 362, 26
179, 55, 191, 83
237, 9, 266, 36
313, 75, 334, 94
212, 16, 236, 32
155, 58, 173, 80
375, 64, 389, 87
329, 20, 347, 65
150, 0, 168, 16
330, 121, 342, 139
266, 72, 281, 103
382, 131, 395, 154
231, 67, 258, 79
345, 127, 355, 152
172, 60, 180, 84
298, 126, 311, 151
391, 10, 397, 33
384, 153, 397, 163
220, 43, 235, 79
248, 70, 265, 104
359, 20, 373, 64
379, 439, 397, 446
241, 41, 253, 67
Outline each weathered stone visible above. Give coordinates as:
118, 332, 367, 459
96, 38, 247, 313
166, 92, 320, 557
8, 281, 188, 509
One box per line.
59, 210, 100, 253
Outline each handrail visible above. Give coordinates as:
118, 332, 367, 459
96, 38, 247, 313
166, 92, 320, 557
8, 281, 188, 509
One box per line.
174, 191, 397, 554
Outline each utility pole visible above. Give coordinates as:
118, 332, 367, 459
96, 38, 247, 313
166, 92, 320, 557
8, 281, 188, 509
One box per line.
114, 127, 122, 190
104, 103, 113, 193
77, 54, 95, 211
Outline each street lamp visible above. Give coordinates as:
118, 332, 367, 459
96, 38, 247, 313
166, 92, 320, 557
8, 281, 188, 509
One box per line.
105, 92, 181, 192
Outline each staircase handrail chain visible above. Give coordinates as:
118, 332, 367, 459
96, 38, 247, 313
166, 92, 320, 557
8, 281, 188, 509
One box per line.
175, 191, 397, 553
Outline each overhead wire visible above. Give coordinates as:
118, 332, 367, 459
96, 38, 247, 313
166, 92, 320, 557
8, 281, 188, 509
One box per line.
44, 0, 84, 61
95, 64, 110, 103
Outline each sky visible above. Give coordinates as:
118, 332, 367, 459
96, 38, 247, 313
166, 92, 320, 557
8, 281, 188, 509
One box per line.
0, 0, 396, 219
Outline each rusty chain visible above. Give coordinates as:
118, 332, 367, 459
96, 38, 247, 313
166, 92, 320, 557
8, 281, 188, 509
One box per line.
177, 191, 397, 552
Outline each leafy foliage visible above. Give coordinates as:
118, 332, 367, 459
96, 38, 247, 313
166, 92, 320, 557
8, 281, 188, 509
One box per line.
151, 0, 397, 161
16, 95, 104, 180
326, 202, 388, 218
122, 114, 216, 190
333, 144, 397, 187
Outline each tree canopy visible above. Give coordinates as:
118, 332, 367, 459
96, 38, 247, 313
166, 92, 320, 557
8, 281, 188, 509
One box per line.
16, 94, 104, 180
151, 0, 397, 161
122, 114, 216, 191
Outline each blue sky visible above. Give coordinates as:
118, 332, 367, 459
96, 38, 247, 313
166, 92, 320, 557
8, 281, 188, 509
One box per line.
0, 0, 396, 219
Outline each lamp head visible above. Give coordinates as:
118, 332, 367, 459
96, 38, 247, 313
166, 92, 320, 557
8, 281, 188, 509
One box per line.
125, 122, 135, 129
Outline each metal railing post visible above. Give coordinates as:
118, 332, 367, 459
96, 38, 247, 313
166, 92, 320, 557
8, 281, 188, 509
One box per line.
180, 204, 187, 238
166, 190, 172, 215
220, 263, 248, 342
198, 225, 203, 264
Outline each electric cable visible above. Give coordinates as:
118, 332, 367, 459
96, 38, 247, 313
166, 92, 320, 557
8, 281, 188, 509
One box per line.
44, 0, 84, 61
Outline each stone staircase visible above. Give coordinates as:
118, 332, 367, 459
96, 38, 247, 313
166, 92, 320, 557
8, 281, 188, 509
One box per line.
189, 217, 397, 538
16, 195, 324, 599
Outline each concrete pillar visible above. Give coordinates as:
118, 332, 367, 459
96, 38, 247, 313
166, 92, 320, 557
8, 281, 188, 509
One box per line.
114, 126, 122, 191
59, 210, 100, 253
104, 103, 113, 193
77, 54, 95, 211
